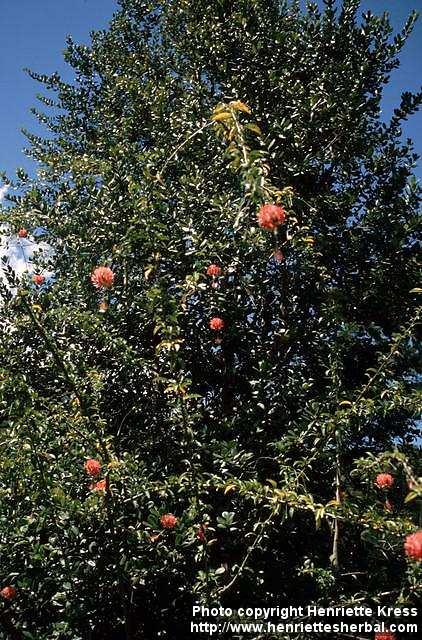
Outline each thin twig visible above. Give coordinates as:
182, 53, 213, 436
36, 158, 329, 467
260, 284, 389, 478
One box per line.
158, 121, 213, 177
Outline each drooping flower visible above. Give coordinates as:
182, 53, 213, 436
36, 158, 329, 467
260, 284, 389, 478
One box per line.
91, 266, 115, 289
18, 228, 28, 238
150, 533, 161, 543
384, 499, 393, 512
160, 513, 177, 529
404, 530, 422, 561
32, 274, 45, 286
84, 458, 101, 477
375, 632, 396, 640
257, 204, 286, 231
92, 479, 107, 492
206, 264, 222, 277
197, 523, 208, 542
0, 586, 17, 600
375, 473, 394, 489
209, 317, 225, 331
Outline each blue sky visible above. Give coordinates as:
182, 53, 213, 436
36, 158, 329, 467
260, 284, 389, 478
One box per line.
0, 0, 421, 180
0, 0, 117, 179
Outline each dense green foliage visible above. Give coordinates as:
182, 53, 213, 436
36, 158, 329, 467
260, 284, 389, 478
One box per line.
0, 1, 421, 638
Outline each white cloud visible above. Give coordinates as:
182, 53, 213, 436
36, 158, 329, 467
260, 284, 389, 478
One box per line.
0, 228, 54, 291
0, 185, 9, 201
1, 196, 56, 293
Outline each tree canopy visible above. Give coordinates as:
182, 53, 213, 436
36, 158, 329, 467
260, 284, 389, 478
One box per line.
0, 1, 421, 639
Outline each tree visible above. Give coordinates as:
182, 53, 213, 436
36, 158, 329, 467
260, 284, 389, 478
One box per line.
0, 1, 421, 638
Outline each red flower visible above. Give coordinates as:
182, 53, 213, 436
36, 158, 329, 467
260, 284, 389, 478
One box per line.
18, 228, 28, 238
375, 473, 394, 489
92, 479, 107, 492
32, 274, 45, 286
206, 264, 222, 277
375, 632, 396, 640
0, 586, 17, 601
273, 249, 285, 262
257, 204, 286, 231
84, 458, 101, 477
209, 317, 225, 331
91, 266, 115, 289
404, 530, 422, 561
160, 513, 177, 529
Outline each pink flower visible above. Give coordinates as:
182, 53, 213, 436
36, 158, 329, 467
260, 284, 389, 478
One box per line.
0, 586, 17, 601
375, 633, 396, 640
404, 530, 422, 561
160, 513, 177, 529
207, 264, 222, 277
84, 459, 101, 477
273, 249, 285, 262
18, 228, 28, 238
91, 266, 115, 289
32, 274, 45, 286
257, 204, 286, 231
209, 317, 225, 331
91, 479, 107, 492
375, 473, 394, 489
